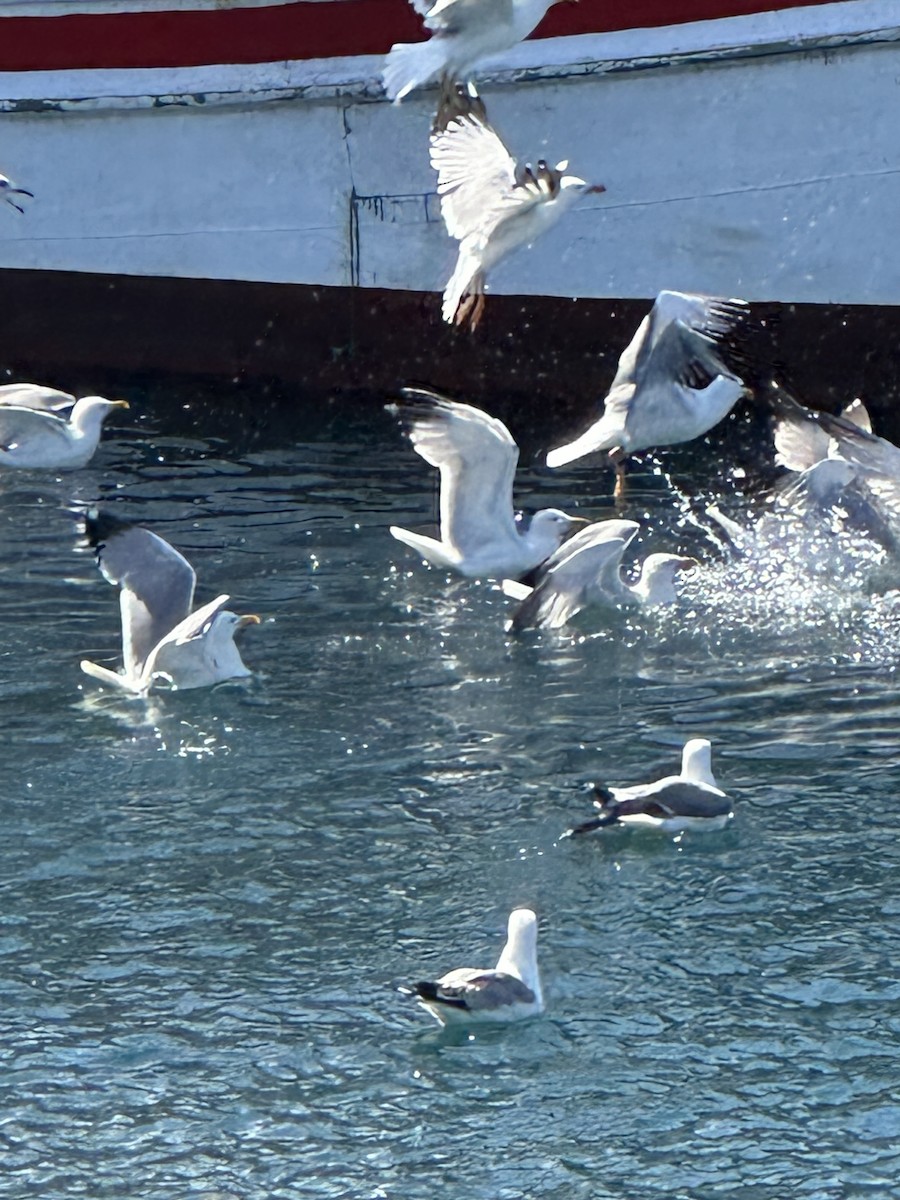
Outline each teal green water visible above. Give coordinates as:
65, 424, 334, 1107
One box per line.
0, 395, 898, 1199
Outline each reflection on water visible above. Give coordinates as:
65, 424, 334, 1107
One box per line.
0, 391, 898, 1198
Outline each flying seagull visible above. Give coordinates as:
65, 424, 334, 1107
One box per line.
0, 395, 129, 469
400, 908, 543, 1025
567, 739, 732, 836
80, 510, 260, 694
503, 518, 696, 631
388, 386, 585, 579
0, 173, 33, 214
383, 0, 561, 103
546, 291, 752, 495
430, 82, 604, 330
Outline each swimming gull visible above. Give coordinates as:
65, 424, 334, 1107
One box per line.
430, 81, 604, 330
0, 395, 129, 469
401, 908, 543, 1025
0, 383, 77, 413
503, 518, 696, 630
383, 0, 560, 103
568, 739, 732, 836
0, 173, 33, 214
80, 509, 260, 694
388, 386, 585, 579
546, 290, 751, 494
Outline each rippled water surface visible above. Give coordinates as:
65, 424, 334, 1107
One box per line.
1, 390, 898, 1200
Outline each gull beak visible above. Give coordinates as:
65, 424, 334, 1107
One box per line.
111, 399, 130, 409
585, 183, 607, 195
676, 557, 699, 574
567, 515, 592, 529
237, 614, 261, 629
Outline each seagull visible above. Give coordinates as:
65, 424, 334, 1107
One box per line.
546, 290, 752, 495
388, 386, 586, 579
0, 383, 77, 413
0, 173, 33, 214
383, 0, 560, 103
430, 81, 605, 330
567, 739, 732, 836
401, 908, 543, 1026
503, 518, 696, 630
769, 393, 898, 551
79, 509, 260, 694
0, 395, 129, 469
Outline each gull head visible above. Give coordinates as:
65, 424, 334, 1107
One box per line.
526, 508, 589, 560
634, 553, 697, 606
70, 396, 131, 434
495, 908, 540, 991
0, 174, 34, 214
681, 738, 718, 789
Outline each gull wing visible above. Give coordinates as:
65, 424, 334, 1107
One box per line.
0, 405, 72, 454
614, 780, 732, 820
814, 412, 900, 522
773, 399, 831, 471
634, 291, 750, 383
419, 968, 535, 1011
430, 109, 537, 245
0, 383, 75, 412
392, 388, 520, 554
85, 510, 196, 677
510, 519, 638, 630
422, 0, 513, 33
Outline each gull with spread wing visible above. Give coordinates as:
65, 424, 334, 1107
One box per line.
567, 739, 732, 836
388, 386, 585, 579
503, 518, 696, 631
400, 908, 543, 1026
383, 0, 561, 103
430, 82, 604, 330
80, 510, 260, 694
547, 290, 752, 494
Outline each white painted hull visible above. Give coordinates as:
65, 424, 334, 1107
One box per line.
0, 0, 896, 306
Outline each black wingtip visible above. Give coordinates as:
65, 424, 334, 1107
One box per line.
412, 980, 468, 1009
82, 508, 133, 548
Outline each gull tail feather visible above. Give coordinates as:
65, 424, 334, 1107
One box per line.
80, 659, 141, 692
546, 427, 612, 469
390, 525, 458, 570
383, 40, 447, 102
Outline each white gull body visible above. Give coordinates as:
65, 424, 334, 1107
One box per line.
546, 291, 750, 473
569, 739, 732, 835
383, 0, 559, 103
430, 83, 604, 329
404, 908, 543, 1026
389, 387, 583, 579
80, 510, 259, 694
0, 396, 129, 469
503, 518, 695, 630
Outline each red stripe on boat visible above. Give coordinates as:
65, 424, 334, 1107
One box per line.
0, 0, 838, 73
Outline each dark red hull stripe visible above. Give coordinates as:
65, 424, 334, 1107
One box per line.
0, 0, 835, 73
